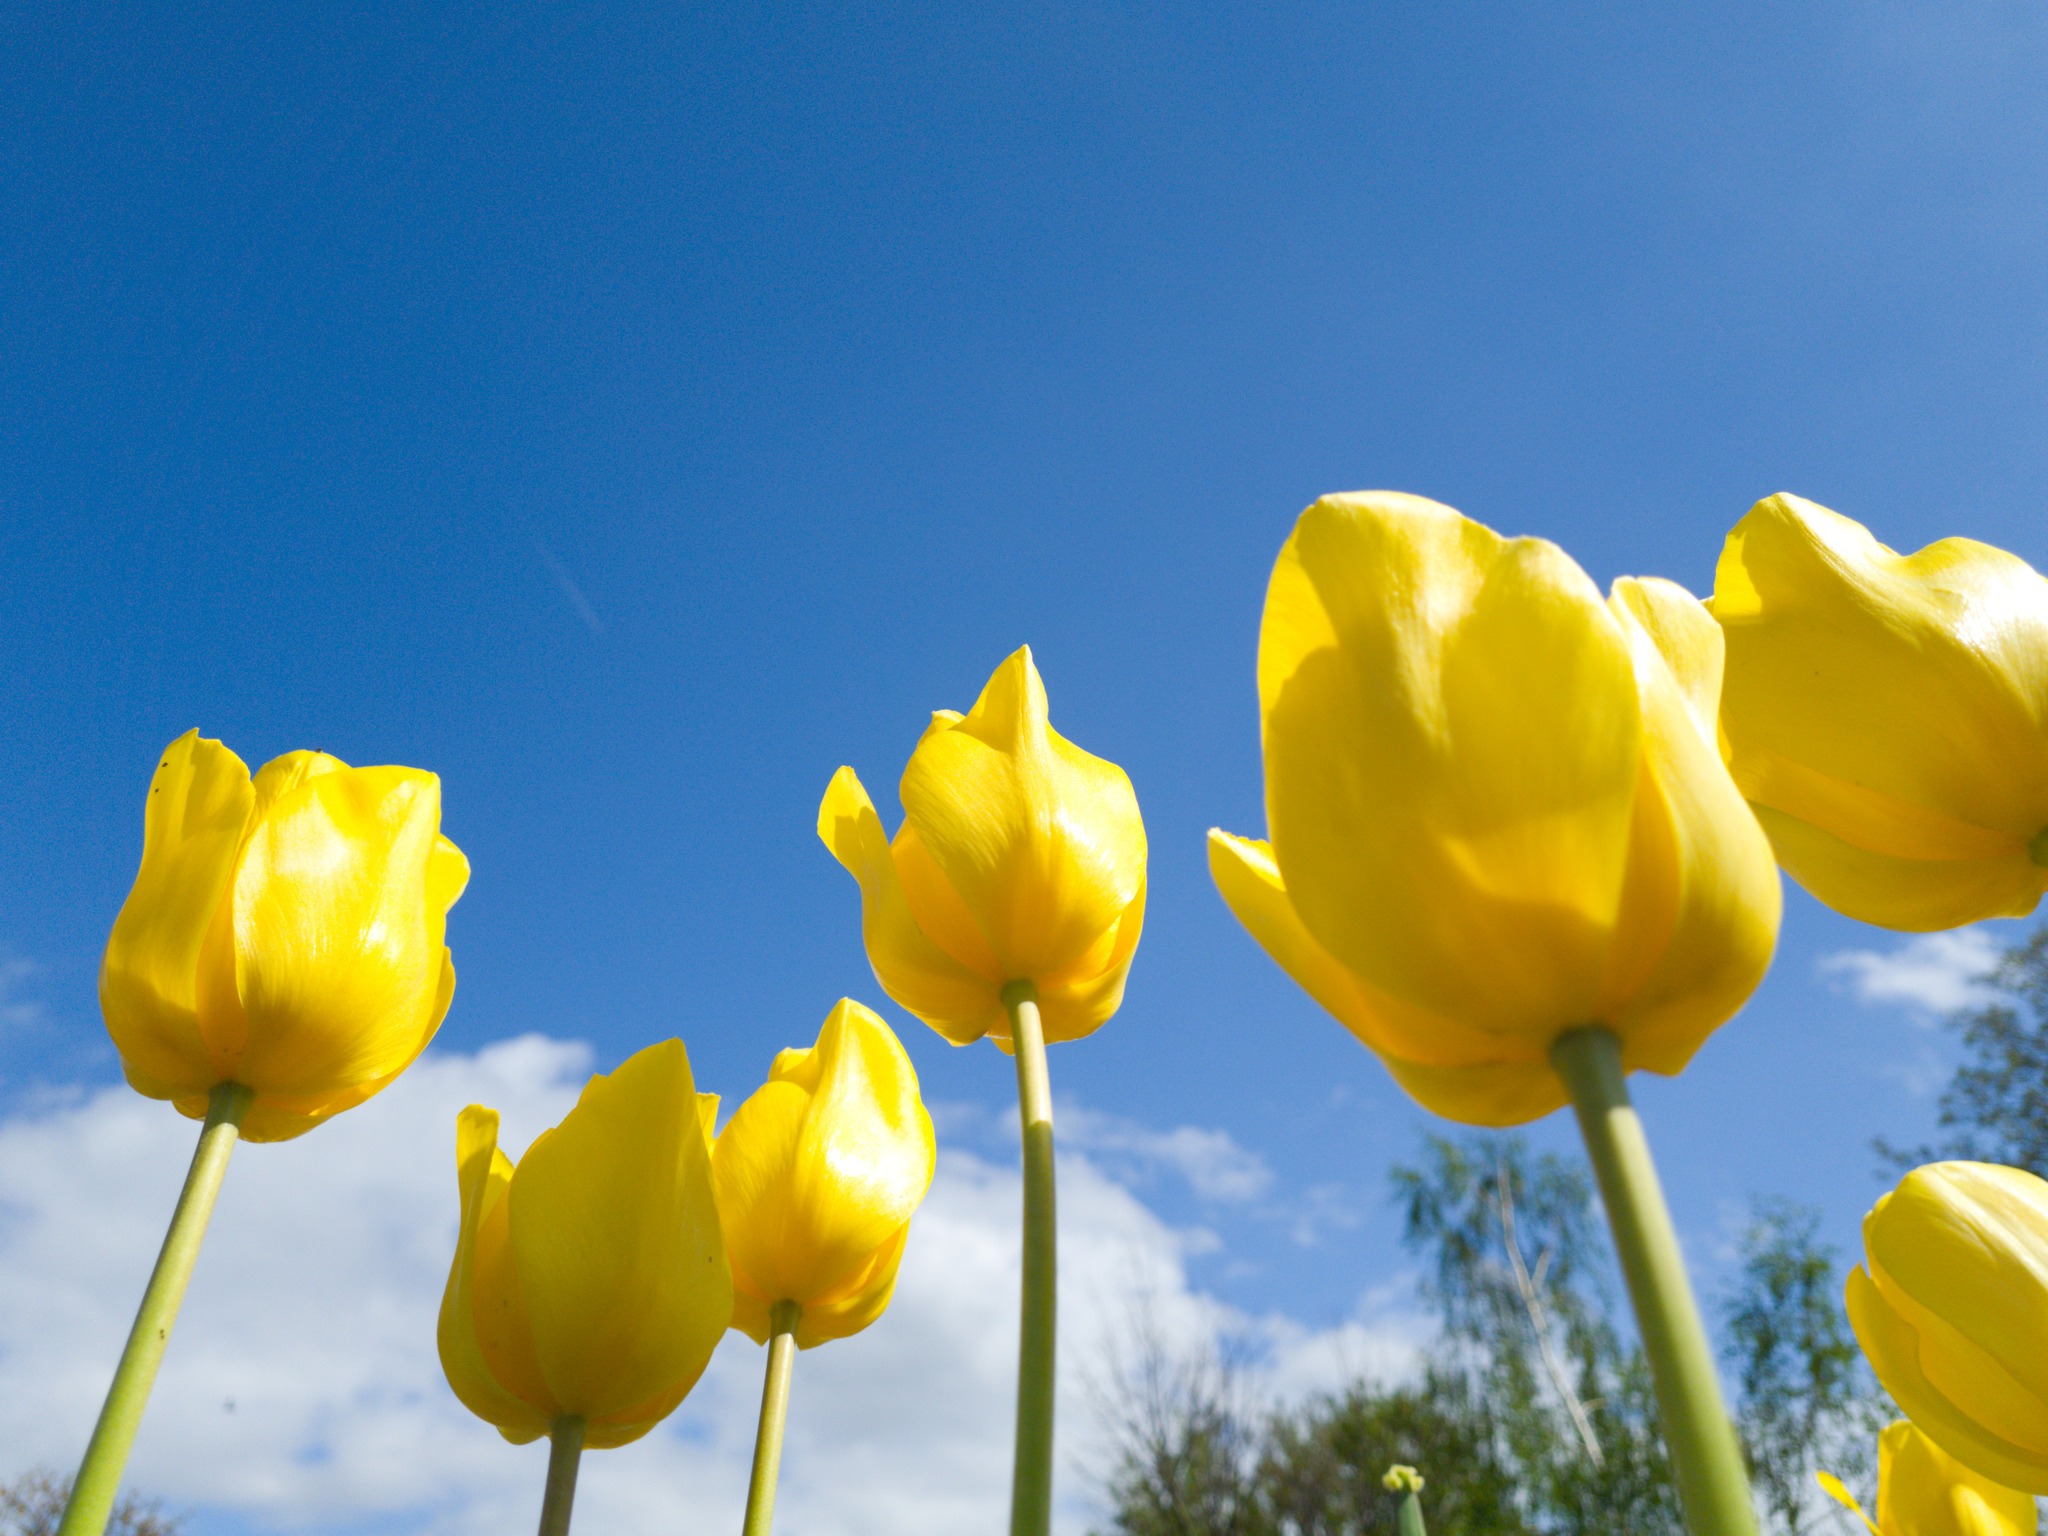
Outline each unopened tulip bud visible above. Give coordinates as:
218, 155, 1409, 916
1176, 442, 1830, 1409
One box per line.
714, 999, 935, 1348
1848, 1162, 2048, 1495
438, 1040, 732, 1449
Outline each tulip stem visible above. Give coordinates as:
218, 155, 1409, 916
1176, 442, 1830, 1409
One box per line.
1551, 1027, 1757, 1536
1397, 1488, 1428, 1536
1004, 980, 1056, 1536
58, 1081, 254, 1536
741, 1300, 802, 1536
537, 1416, 585, 1536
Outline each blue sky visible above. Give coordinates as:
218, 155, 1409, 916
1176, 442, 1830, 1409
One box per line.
3, 4, 2047, 1514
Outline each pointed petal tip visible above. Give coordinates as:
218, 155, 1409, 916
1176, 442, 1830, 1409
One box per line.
817, 767, 880, 864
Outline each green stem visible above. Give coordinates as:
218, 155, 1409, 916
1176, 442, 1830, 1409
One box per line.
58, 1081, 254, 1536
1397, 1489, 1428, 1536
1004, 981, 1056, 1536
537, 1416, 586, 1536
740, 1300, 802, 1536
1550, 1027, 1757, 1536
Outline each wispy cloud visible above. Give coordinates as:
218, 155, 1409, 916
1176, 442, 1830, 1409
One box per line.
1818, 928, 2004, 1021
1059, 1106, 1275, 1204
535, 541, 605, 635
1879, 1043, 1950, 1099
0, 952, 42, 1029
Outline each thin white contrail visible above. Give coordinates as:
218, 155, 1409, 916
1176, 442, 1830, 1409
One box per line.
535, 540, 605, 635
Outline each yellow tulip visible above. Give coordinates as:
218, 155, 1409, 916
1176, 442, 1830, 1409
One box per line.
99, 730, 468, 1143
1820, 1420, 2035, 1536
818, 646, 1147, 1048
1847, 1161, 2048, 1495
1209, 492, 1782, 1126
713, 998, 935, 1349
1711, 493, 2048, 931
437, 1039, 732, 1449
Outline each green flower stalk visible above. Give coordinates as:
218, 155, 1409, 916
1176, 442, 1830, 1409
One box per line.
819, 647, 1149, 1536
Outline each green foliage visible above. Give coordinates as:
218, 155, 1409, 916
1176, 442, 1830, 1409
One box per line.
1098, 1138, 1883, 1536
1877, 927, 2048, 1179
1097, 1344, 1264, 1536
0, 1471, 176, 1536
1720, 1200, 1887, 1535
1256, 1368, 1526, 1536
1394, 1136, 1681, 1536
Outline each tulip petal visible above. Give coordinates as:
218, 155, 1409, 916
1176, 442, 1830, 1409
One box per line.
1753, 805, 2043, 933
1952, 1488, 2035, 1536
790, 1000, 934, 1258
1372, 1053, 1575, 1128
1610, 576, 1724, 751
1600, 585, 1780, 1073
1849, 1264, 2048, 1494
436, 1107, 551, 1443
818, 766, 1003, 1043
796, 1221, 910, 1348
100, 731, 255, 1105
1866, 1164, 2048, 1432
1206, 831, 1487, 1066
1877, 1418, 2037, 1536
892, 824, 1006, 980
899, 647, 1147, 981
1030, 879, 1147, 1045
1261, 494, 1642, 1037
716, 1078, 813, 1305
715, 1000, 934, 1316
428, 833, 471, 914
1814, 1470, 1880, 1536
1715, 494, 2048, 883
470, 1142, 558, 1420
510, 1039, 730, 1422
198, 767, 456, 1105
233, 948, 459, 1144
1207, 830, 1565, 1125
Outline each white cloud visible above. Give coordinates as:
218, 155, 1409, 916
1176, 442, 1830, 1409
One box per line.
1818, 928, 2004, 1019
1056, 1105, 1274, 1204
0, 1038, 1416, 1536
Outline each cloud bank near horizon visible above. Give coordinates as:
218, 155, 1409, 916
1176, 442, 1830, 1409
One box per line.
0, 1037, 1418, 1536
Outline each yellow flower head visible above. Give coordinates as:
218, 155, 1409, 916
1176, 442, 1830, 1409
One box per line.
818, 646, 1148, 1048
1819, 1420, 2035, 1536
1712, 493, 2048, 931
1210, 493, 1781, 1126
712, 998, 936, 1349
100, 730, 469, 1143
1848, 1161, 2048, 1495
437, 1039, 732, 1449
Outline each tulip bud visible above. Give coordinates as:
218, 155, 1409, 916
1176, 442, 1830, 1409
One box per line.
1821, 1419, 2035, 1536
1210, 493, 1781, 1126
1847, 1162, 2048, 1496
713, 999, 935, 1349
1711, 493, 2048, 931
100, 730, 469, 1143
818, 646, 1147, 1048
437, 1039, 732, 1449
